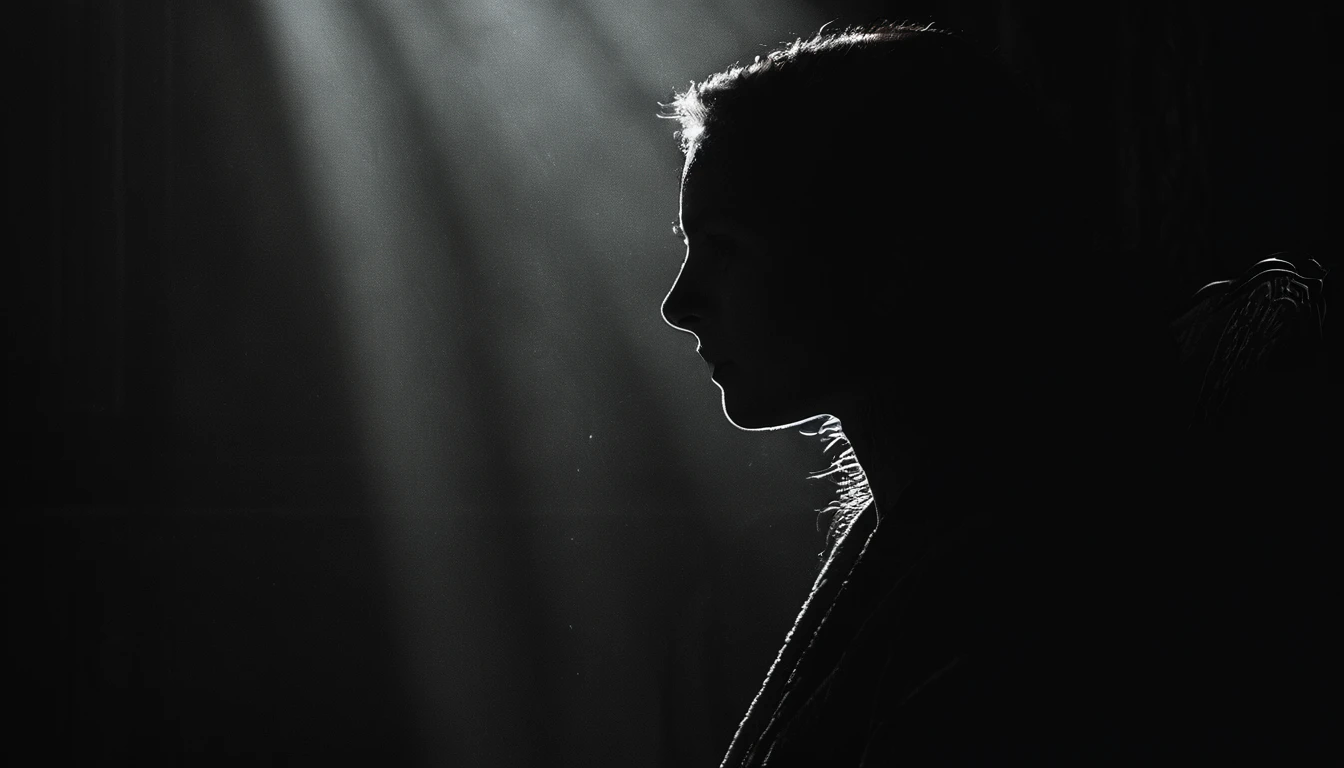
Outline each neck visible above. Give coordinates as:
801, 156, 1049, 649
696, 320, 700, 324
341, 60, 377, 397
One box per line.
834, 408, 919, 524
833, 367, 1038, 524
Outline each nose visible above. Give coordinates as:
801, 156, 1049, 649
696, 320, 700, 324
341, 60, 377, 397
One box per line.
660, 262, 706, 333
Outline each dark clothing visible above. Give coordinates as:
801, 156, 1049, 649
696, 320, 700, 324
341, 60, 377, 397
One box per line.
722, 452, 1148, 766
721, 255, 1333, 765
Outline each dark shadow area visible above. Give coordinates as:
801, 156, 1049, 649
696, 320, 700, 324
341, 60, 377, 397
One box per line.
21, 509, 419, 764
14, 1, 416, 762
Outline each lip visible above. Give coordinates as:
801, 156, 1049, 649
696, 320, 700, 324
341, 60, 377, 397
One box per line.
711, 361, 732, 378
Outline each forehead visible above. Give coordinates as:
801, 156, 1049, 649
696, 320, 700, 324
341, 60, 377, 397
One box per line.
680, 159, 726, 217
679, 146, 764, 228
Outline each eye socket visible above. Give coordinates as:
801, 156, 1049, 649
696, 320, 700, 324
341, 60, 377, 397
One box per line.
705, 233, 738, 252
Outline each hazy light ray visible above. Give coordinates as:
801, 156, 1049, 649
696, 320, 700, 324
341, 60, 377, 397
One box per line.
334, 6, 584, 765
567, 0, 806, 97
378, 0, 682, 466
256, 2, 493, 764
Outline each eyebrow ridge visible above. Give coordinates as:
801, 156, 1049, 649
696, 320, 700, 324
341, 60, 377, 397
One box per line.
680, 208, 747, 236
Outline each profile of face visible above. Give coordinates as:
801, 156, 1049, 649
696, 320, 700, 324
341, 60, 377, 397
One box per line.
661, 146, 858, 430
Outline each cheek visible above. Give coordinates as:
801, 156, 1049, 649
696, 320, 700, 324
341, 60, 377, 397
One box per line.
761, 266, 837, 338
723, 252, 836, 357
736, 299, 831, 377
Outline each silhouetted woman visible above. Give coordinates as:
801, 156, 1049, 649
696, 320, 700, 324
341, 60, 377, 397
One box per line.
658, 22, 1331, 765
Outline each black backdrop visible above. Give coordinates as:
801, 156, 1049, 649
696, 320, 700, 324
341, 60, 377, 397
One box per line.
11, 1, 1337, 765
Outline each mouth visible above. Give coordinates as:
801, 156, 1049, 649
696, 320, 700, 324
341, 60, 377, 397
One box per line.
711, 361, 732, 379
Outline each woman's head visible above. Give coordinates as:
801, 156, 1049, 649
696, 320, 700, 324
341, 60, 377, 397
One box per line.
660, 22, 1092, 436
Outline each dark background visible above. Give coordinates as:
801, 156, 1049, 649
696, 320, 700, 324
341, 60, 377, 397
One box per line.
9, 1, 1336, 765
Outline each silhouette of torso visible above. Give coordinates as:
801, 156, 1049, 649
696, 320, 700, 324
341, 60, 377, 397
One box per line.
722, 254, 1333, 765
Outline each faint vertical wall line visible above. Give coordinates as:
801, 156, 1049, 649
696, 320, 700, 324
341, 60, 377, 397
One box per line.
112, 0, 127, 414
163, 0, 175, 306
45, 4, 64, 368
1113, 0, 1141, 254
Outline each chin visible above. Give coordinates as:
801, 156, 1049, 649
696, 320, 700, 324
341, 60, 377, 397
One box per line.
720, 387, 826, 432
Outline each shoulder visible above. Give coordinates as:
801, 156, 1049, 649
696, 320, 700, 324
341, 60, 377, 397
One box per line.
853, 535, 1117, 763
